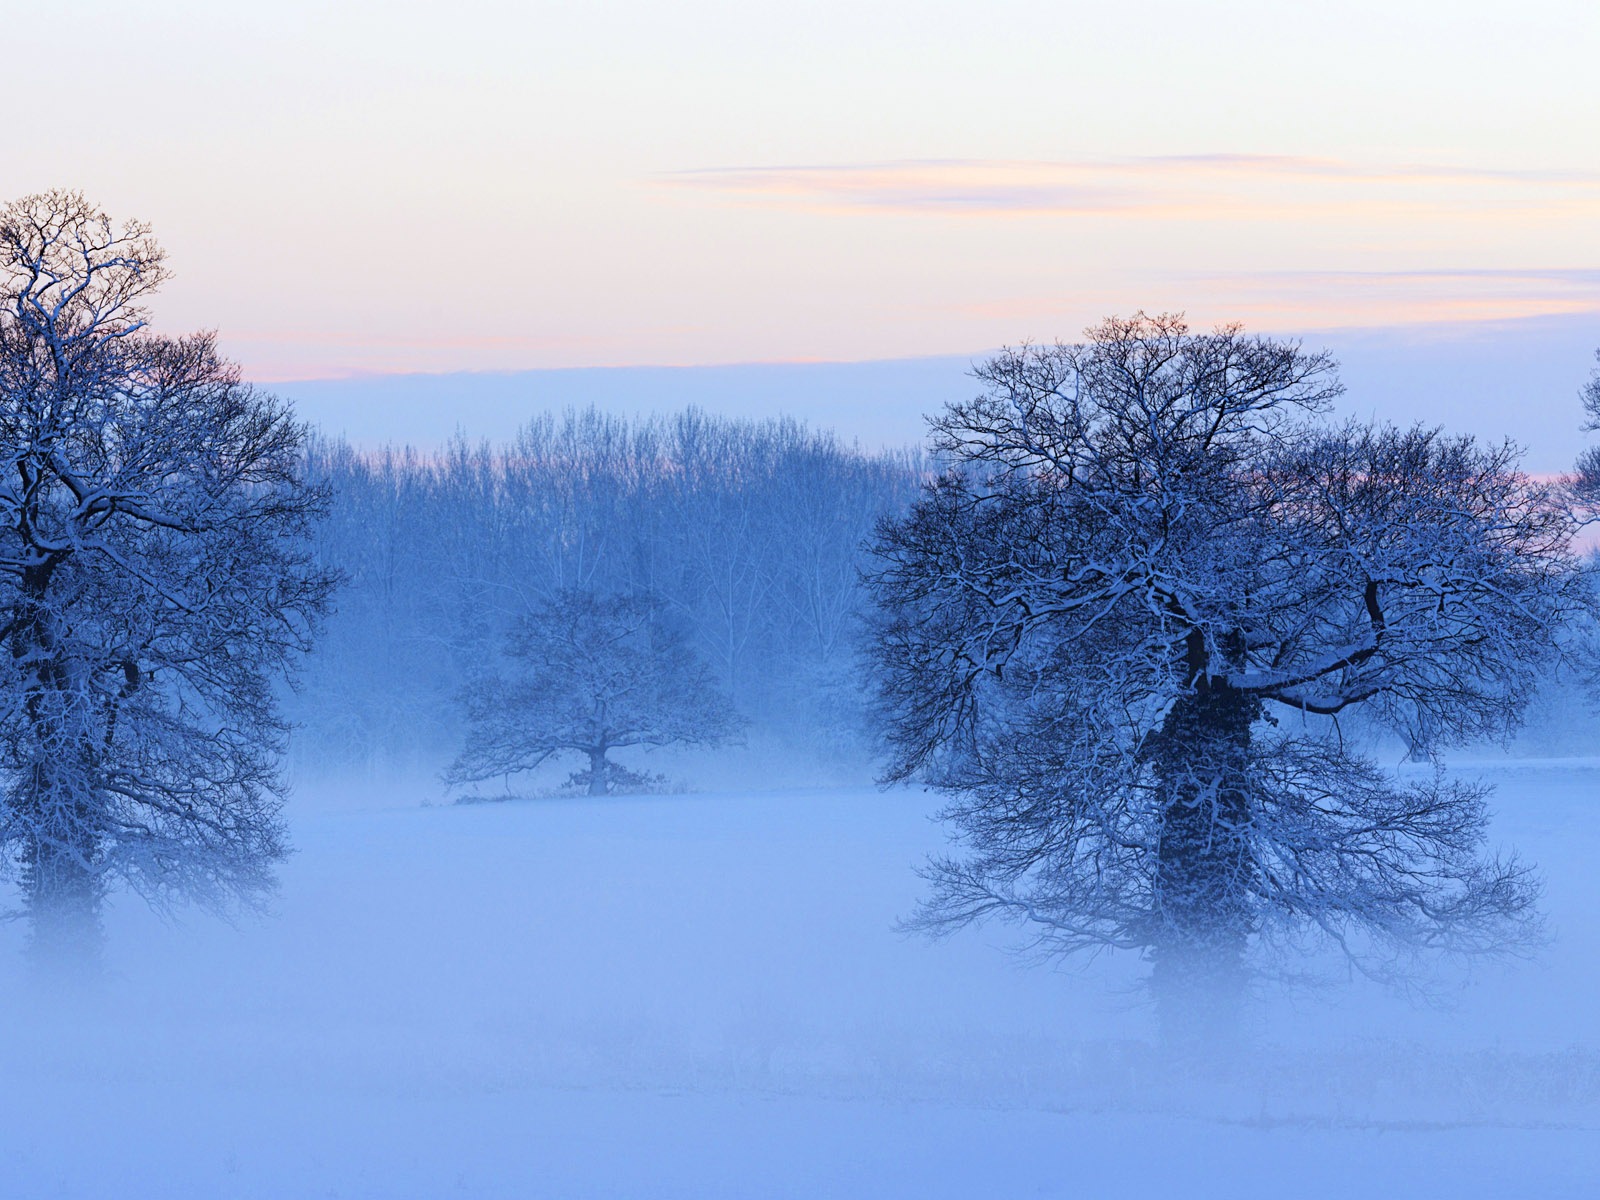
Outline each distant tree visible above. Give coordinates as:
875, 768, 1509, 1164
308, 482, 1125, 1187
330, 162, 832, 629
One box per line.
866, 314, 1589, 1045
0, 191, 336, 968
445, 590, 741, 796
293, 409, 915, 771
1573, 348, 1600, 499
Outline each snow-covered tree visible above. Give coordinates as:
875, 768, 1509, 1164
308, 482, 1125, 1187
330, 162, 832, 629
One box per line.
445, 590, 741, 796
0, 191, 336, 967
293, 411, 916, 770
867, 313, 1590, 1043
1573, 348, 1600, 499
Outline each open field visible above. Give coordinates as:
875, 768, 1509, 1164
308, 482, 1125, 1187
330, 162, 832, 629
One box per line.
2, 759, 1596, 1198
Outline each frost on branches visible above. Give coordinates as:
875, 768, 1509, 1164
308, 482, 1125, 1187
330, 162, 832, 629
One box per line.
867, 314, 1590, 1043
0, 192, 336, 969
445, 589, 742, 797
1573, 347, 1600, 502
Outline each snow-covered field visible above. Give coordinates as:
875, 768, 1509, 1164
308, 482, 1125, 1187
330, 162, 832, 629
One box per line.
2, 760, 1597, 1198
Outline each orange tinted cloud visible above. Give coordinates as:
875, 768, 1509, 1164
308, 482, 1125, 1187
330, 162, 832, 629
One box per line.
1190, 268, 1600, 331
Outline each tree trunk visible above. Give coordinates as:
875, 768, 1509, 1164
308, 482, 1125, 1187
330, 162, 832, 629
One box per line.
1149, 632, 1259, 1051
16, 758, 105, 977
587, 747, 609, 796
23, 836, 104, 976
11, 565, 106, 975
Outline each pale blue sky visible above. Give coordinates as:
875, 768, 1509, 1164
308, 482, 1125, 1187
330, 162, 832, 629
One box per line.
9, 2, 1599, 379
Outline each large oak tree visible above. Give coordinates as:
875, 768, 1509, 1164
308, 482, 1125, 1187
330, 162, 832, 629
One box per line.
867, 314, 1590, 1043
0, 191, 335, 968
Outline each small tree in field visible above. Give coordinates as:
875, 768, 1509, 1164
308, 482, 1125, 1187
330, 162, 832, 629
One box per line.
867, 314, 1590, 1045
0, 191, 336, 968
446, 590, 741, 797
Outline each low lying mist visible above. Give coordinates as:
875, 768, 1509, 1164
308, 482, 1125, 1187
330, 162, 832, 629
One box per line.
2, 754, 1594, 1197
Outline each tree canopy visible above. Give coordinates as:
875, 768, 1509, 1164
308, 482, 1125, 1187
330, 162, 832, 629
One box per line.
867, 313, 1590, 1040
0, 191, 335, 965
446, 589, 742, 796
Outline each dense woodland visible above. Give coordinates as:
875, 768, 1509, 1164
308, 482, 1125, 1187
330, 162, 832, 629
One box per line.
286, 408, 923, 776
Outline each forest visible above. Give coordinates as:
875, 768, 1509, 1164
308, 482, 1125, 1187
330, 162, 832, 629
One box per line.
287, 410, 922, 779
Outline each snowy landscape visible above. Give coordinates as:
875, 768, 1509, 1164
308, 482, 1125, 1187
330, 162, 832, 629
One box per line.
2, 756, 1596, 1197
9, 180, 1600, 1200
3, 201, 1599, 1197
6, 5, 1600, 1197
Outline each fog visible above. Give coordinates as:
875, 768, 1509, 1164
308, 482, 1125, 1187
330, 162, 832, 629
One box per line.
2, 752, 1595, 1196
5, 360, 1600, 1197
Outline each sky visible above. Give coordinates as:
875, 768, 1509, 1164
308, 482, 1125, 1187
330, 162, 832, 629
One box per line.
7, 2, 1599, 388
271, 314, 1592, 475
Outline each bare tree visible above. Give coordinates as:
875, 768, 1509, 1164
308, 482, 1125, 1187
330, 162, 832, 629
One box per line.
445, 590, 741, 797
867, 314, 1589, 1044
293, 410, 915, 769
1573, 348, 1600, 500
0, 191, 336, 968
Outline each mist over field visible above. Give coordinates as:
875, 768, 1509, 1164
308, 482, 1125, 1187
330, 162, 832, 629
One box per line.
6, 322, 1600, 1196
1, 757, 1596, 1197
6, 0, 1599, 1191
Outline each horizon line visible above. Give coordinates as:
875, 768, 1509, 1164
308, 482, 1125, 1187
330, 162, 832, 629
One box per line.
254, 308, 1600, 387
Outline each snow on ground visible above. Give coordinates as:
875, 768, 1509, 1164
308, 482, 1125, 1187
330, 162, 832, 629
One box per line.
1, 759, 1597, 1197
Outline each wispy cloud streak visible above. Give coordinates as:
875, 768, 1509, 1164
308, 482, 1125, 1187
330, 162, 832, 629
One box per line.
1196, 267, 1600, 327
938, 267, 1600, 335
661, 156, 1600, 221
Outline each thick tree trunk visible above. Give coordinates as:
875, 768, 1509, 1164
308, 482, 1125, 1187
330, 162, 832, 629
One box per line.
1149, 632, 1258, 1051
587, 747, 609, 796
23, 835, 104, 975
16, 758, 105, 976
11, 565, 106, 975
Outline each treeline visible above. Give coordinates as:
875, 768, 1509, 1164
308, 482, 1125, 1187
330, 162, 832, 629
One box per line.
286, 407, 923, 773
